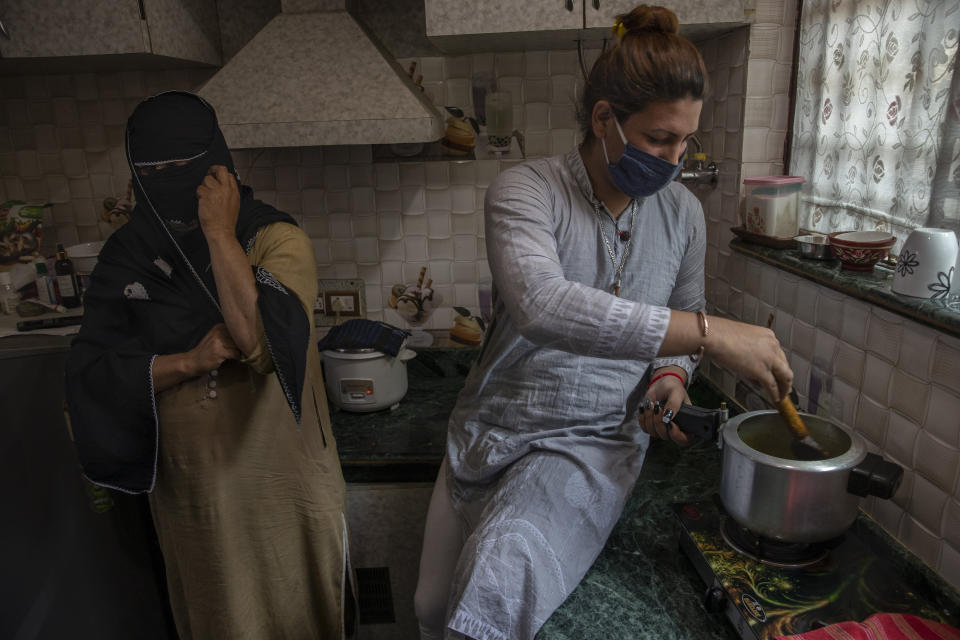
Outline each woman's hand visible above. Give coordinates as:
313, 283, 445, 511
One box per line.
197, 166, 260, 356
196, 165, 240, 241
638, 368, 691, 445
706, 316, 793, 404
185, 323, 241, 376
152, 324, 240, 393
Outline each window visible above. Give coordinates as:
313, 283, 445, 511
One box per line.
790, 0, 960, 244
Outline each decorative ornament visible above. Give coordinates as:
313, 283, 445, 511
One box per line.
611, 19, 628, 39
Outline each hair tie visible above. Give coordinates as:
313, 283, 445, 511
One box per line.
611, 19, 628, 39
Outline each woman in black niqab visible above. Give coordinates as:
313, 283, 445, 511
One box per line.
67, 90, 307, 493
64, 92, 354, 639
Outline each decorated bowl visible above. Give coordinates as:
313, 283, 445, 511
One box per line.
829, 240, 895, 271
829, 230, 895, 247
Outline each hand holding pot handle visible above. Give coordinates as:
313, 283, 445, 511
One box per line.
672, 404, 723, 440
638, 372, 691, 445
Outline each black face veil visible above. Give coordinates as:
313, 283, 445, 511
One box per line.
65, 91, 310, 493
127, 91, 236, 233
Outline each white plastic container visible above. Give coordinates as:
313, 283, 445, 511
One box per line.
66, 241, 104, 298
743, 176, 805, 240
65, 241, 104, 275
320, 347, 417, 412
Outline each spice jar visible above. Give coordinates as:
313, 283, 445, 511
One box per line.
0, 271, 21, 315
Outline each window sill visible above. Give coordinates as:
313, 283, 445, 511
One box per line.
729, 238, 960, 339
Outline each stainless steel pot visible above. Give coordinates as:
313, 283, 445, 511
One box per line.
719, 410, 902, 543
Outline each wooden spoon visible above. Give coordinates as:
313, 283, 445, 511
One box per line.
776, 396, 829, 459
766, 313, 829, 459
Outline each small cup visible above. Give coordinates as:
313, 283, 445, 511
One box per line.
471, 71, 496, 126
485, 91, 513, 151
892, 228, 958, 299
795, 234, 832, 260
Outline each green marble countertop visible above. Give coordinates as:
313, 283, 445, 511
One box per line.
730, 239, 960, 338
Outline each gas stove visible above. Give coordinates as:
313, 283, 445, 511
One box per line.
675, 499, 959, 639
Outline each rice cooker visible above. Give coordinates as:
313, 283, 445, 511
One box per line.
320, 348, 416, 412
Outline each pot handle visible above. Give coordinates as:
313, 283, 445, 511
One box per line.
847, 453, 903, 499
672, 404, 722, 441
398, 348, 417, 362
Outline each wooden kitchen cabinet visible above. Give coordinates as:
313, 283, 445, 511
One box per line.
425, 0, 582, 37
425, 0, 753, 53
0, 0, 220, 68
583, 0, 751, 30
425, 0, 584, 53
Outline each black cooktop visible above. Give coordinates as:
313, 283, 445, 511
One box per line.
675, 500, 960, 640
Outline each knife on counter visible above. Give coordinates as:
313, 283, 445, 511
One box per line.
16, 315, 83, 331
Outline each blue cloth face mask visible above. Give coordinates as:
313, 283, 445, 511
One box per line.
602, 116, 682, 198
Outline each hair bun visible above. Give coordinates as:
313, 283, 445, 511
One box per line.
618, 5, 679, 36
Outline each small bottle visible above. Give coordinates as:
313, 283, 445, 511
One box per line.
55, 243, 81, 308
35, 261, 55, 305
0, 271, 20, 315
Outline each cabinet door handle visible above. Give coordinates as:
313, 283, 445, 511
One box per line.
593, 0, 600, 8
0, 18, 9, 39
565, 0, 574, 11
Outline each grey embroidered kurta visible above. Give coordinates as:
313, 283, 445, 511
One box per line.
443, 148, 706, 640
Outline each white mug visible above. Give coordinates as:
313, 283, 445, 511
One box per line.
892, 228, 958, 299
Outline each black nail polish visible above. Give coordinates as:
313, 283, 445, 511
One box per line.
638, 406, 645, 415
654, 401, 661, 415
661, 408, 674, 424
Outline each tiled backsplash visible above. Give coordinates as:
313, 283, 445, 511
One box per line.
0, 48, 601, 332
0, 68, 215, 246
228, 143, 495, 330
401, 49, 591, 159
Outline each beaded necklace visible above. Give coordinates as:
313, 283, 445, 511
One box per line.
592, 199, 637, 297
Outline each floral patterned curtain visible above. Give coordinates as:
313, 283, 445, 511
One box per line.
790, 0, 960, 245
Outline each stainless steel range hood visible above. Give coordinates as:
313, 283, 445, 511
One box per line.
198, 0, 444, 149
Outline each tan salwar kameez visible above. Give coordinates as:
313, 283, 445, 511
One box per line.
147, 222, 353, 639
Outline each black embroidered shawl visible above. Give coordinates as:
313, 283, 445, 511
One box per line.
65, 92, 310, 494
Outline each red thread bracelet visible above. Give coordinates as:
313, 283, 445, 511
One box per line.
649, 371, 686, 388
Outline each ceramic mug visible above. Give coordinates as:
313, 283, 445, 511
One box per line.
952, 251, 960, 296
892, 228, 958, 299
